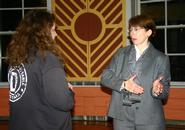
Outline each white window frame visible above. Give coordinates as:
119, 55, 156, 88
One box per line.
0, 0, 52, 86
136, 0, 185, 87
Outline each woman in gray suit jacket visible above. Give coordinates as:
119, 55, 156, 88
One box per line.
101, 15, 171, 130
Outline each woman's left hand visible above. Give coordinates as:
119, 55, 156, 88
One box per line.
152, 76, 164, 96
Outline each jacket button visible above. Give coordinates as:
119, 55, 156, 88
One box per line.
136, 107, 139, 110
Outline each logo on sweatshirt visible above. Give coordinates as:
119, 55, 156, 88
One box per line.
8, 64, 27, 102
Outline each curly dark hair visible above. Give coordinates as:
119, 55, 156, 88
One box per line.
6, 10, 64, 66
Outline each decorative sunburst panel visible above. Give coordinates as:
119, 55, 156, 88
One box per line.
54, 0, 126, 81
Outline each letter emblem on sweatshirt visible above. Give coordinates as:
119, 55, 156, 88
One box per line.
8, 64, 27, 102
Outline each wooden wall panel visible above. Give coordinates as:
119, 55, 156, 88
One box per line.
72, 87, 111, 116
0, 88, 9, 117
53, 0, 126, 81
1, 87, 185, 120
164, 88, 185, 120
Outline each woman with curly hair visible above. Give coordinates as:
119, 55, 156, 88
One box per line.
6, 10, 74, 130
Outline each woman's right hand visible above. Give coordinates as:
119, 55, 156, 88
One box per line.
122, 75, 144, 94
68, 83, 74, 92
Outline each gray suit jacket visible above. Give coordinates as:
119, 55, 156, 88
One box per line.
101, 44, 171, 125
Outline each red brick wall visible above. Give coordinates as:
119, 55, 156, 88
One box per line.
0, 88, 9, 117
1, 86, 185, 120
163, 88, 185, 120
72, 86, 111, 116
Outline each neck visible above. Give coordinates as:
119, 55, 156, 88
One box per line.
135, 41, 149, 54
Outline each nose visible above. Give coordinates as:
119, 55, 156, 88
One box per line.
52, 30, 58, 40
54, 31, 57, 38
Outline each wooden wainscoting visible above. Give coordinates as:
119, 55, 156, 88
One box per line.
0, 88, 9, 117
0, 86, 185, 120
164, 88, 185, 120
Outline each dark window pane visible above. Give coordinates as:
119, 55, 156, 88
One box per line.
0, 59, 8, 82
167, 0, 185, 25
0, 0, 21, 8
167, 28, 185, 53
24, 0, 47, 7
24, 9, 47, 16
0, 10, 22, 31
0, 35, 12, 57
141, 2, 165, 25
170, 56, 185, 81
151, 29, 165, 53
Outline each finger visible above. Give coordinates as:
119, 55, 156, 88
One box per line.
158, 76, 164, 81
130, 75, 137, 81
154, 77, 163, 84
135, 86, 144, 93
157, 84, 163, 92
159, 85, 163, 93
134, 89, 144, 94
136, 86, 144, 92
152, 85, 158, 92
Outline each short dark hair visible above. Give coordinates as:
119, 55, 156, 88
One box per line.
129, 14, 156, 40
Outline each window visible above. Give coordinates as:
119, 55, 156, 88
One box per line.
138, 0, 185, 84
0, 0, 48, 83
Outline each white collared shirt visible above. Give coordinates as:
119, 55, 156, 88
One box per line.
135, 45, 141, 61
134, 44, 149, 61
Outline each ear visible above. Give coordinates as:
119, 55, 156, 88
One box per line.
147, 29, 152, 37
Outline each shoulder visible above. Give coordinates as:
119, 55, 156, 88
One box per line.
44, 51, 59, 63
36, 51, 59, 65
114, 45, 132, 57
150, 44, 169, 61
38, 51, 62, 73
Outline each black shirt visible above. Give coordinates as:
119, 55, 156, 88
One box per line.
8, 52, 74, 130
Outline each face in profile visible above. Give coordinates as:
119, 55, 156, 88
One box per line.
129, 26, 152, 45
51, 24, 57, 40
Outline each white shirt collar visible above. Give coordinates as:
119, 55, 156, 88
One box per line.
134, 43, 150, 61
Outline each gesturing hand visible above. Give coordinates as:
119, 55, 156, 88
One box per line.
122, 75, 144, 94
152, 76, 164, 96
68, 83, 74, 91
